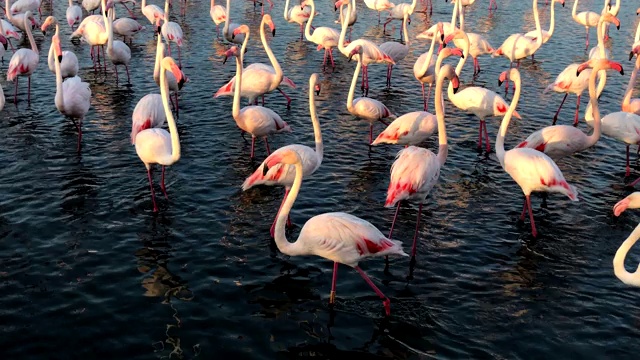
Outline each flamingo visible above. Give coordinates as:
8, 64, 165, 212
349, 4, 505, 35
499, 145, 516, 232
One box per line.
7, 11, 38, 104
444, 29, 519, 152
0, 17, 20, 51
611, 193, 640, 286
524, 0, 564, 47
210, 0, 225, 38
10, 0, 41, 18
214, 14, 296, 108
334, 0, 355, 42
284, 0, 312, 41
141, 0, 163, 25
382, 0, 416, 38
0, 24, 9, 61
300, 0, 339, 69
131, 94, 165, 145
588, 11, 619, 60
622, 51, 640, 115
379, 11, 409, 87
42, 16, 79, 79
160, 0, 183, 67
363, 0, 395, 24
105, 7, 131, 84
134, 56, 184, 213
603, 0, 620, 41
614, 192, 640, 217
70, 0, 110, 70
111, 1, 146, 45
415, 0, 459, 52
572, 0, 601, 50
83, 0, 100, 13
516, 59, 623, 160
336, 0, 393, 95
496, 68, 579, 238
384, 64, 459, 261
371, 111, 436, 147
453, 0, 494, 75
66, 0, 82, 30
5, 0, 38, 33
261, 147, 408, 316
225, 25, 291, 159
346, 45, 396, 144
153, 35, 187, 116
51, 35, 91, 152
243, 73, 323, 238
222, 0, 243, 45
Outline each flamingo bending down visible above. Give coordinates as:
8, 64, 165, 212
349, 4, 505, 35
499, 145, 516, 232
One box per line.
135, 56, 184, 213
51, 35, 91, 152
385, 64, 459, 260
517, 59, 623, 160
214, 14, 296, 108
572, 0, 601, 50
262, 148, 408, 316
614, 192, 640, 217
0, 18, 21, 50
371, 111, 436, 146
210, 0, 226, 38
301, 0, 339, 69
161, 0, 183, 67
496, 68, 579, 238
363, 0, 395, 23
379, 12, 409, 87
444, 29, 518, 152
453, 0, 494, 75
612, 193, 640, 287
226, 26, 291, 159
7, 11, 39, 104
622, 49, 640, 115
285, 0, 312, 40
5, 0, 39, 33
243, 73, 323, 238
141, 0, 164, 25
346, 45, 396, 144
66, 0, 83, 30
335, 0, 356, 42
42, 16, 79, 79
222, 0, 243, 45
336, 0, 393, 95
105, 7, 132, 84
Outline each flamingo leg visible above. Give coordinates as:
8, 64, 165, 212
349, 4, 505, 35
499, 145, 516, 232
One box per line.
299, 23, 303, 40
410, 203, 423, 258
478, 121, 483, 149
174, 92, 179, 118
322, 48, 328, 68
383, 18, 392, 33
526, 195, 537, 237
573, 95, 581, 127
484, 121, 491, 152
102, 46, 107, 72
585, 28, 589, 50
126, 65, 131, 84
364, 66, 369, 96
329, 262, 338, 305
520, 198, 527, 221
277, 87, 292, 108
384, 201, 402, 267
361, 65, 366, 91
626, 145, 631, 177
349, 27, 352, 41
552, 93, 568, 125
115, 65, 119, 85
270, 188, 290, 238
178, 46, 182, 68
160, 166, 168, 200
630, 176, 640, 187
264, 137, 271, 155
250, 136, 256, 159
354, 266, 391, 316
425, 84, 433, 111
369, 123, 373, 144
329, 48, 335, 69
147, 167, 159, 212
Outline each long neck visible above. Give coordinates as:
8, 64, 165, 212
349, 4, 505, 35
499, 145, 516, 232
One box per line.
346, 56, 361, 113
54, 33, 64, 111
572, 0, 578, 18
106, 9, 114, 51
417, 30, 439, 76
496, 72, 521, 168
68, 0, 73, 6
261, 19, 282, 84
624, 57, 640, 108
409, 0, 417, 13
154, 36, 162, 82
233, 32, 249, 119
635, 22, 640, 43
455, 32, 469, 76
547, 0, 556, 36
164, 0, 169, 20
309, 81, 323, 164
402, 13, 409, 46
273, 159, 306, 256
613, 223, 640, 287
160, 64, 181, 164
585, 64, 603, 147
458, 0, 465, 30
142, 0, 146, 8
449, 0, 458, 27
283, 0, 290, 20
223, 0, 230, 33
24, 15, 37, 53
596, 17, 607, 57
47, 34, 54, 68
532, 0, 542, 46
304, 0, 315, 40
5, 0, 12, 20
338, 1, 351, 53
610, 0, 620, 14
434, 69, 448, 167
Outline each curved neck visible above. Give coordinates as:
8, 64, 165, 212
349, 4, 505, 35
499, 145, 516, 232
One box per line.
54, 28, 64, 111
572, 0, 579, 18
304, 0, 316, 41
434, 69, 448, 167
309, 80, 323, 163
346, 55, 361, 113
458, 0, 465, 30
635, 22, 640, 43
623, 57, 640, 108
532, 0, 542, 45
283, 0, 290, 20
68, 0, 73, 6
223, 0, 231, 34
154, 35, 162, 82
402, 13, 409, 46
260, 18, 282, 84
417, 28, 439, 76
5, 0, 12, 20
273, 158, 306, 256
614, 223, 640, 287
142, 0, 146, 8
338, 0, 351, 53
233, 31, 250, 119
455, 31, 469, 76
449, 0, 458, 27
24, 15, 37, 53
548, 0, 556, 36
596, 16, 606, 56
159, 63, 181, 164
585, 64, 603, 147
496, 71, 521, 168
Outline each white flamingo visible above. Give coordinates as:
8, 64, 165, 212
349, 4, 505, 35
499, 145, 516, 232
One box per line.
7, 11, 38, 104
160, 0, 183, 66
83, 0, 101, 13
10, 0, 41, 17
112, 1, 146, 44
363, 0, 395, 23
131, 94, 165, 144
210, 0, 225, 38
379, 11, 409, 87
612, 193, 640, 287
153, 35, 187, 116
5, 0, 38, 33
105, 7, 131, 84
284, 0, 312, 40
524, 0, 564, 47
382, 0, 416, 38
42, 16, 79, 79
222, 0, 243, 45
572, 0, 601, 50
0, 18, 21, 50
141, 0, 163, 25
243, 73, 323, 238
70, 0, 110, 69
452, 0, 494, 75
300, 0, 339, 69
66, 0, 82, 30
335, 0, 356, 41
622, 51, 640, 115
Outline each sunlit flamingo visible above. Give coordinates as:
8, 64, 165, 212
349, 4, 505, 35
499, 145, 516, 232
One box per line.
413, 23, 444, 111
496, 68, 579, 238
622, 50, 640, 115
111, 1, 146, 45
262, 148, 408, 316
612, 193, 640, 287
243, 73, 323, 238
0, 18, 21, 51
602, 0, 620, 41
42, 16, 78, 79
517, 59, 623, 160
385, 64, 459, 261
7, 11, 39, 104
301, 0, 339, 69
51, 35, 91, 152
66, 0, 82, 30
614, 192, 640, 217
371, 111, 436, 146
336, 0, 393, 95
161, 0, 183, 66
226, 26, 291, 159
210, 0, 225, 38
70, 0, 110, 70
5, 0, 38, 33
335, 0, 356, 41
382, 0, 416, 38
415, 2, 459, 52
285, 0, 312, 40
572, 0, 601, 50
588, 12, 619, 60
363, 0, 395, 23
105, 7, 131, 84
222, 0, 243, 45
10, 0, 41, 18
524, 0, 564, 48
453, 0, 494, 75
141, 0, 164, 25
379, 11, 409, 87
153, 35, 187, 116
346, 45, 396, 144
135, 56, 184, 212
214, 14, 296, 108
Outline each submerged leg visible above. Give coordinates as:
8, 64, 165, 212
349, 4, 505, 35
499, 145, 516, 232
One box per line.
573, 95, 581, 127
160, 166, 168, 199
354, 266, 391, 316
410, 203, 423, 258
147, 167, 159, 212
552, 93, 568, 125
329, 262, 339, 305
250, 137, 256, 159
526, 195, 537, 237
277, 87, 292, 108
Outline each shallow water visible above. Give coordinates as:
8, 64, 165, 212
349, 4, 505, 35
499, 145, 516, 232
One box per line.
2, 0, 640, 358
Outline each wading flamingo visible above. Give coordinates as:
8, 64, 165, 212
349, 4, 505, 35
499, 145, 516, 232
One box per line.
453, 0, 494, 75
5, 0, 38, 33
222, 0, 243, 45
588, 11, 619, 60
496, 68, 579, 238
105, 7, 132, 84
0, 17, 21, 51
413, 23, 443, 111
524, 0, 564, 47
301, 0, 339, 69
153, 35, 187, 116
415, 0, 459, 52
134, 56, 184, 212
7, 11, 39, 104
379, 11, 409, 87
262, 148, 408, 316
141, 0, 164, 25
382, 0, 416, 38
384, 64, 459, 262
335, 0, 356, 42
70, 0, 110, 70
51, 35, 91, 152
210, 0, 225, 38
42, 16, 79, 79
622, 51, 640, 115
243, 73, 323, 238
66, 0, 82, 30
131, 94, 165, 145
160, 0, 183, 66
363, 0, 395, 23
371, 112, 436, 147
285, 0, 312, 40
111, 1, 146, 45
83, 0, 100, 13
572, 0, 601, 50
226, 25, 291, 159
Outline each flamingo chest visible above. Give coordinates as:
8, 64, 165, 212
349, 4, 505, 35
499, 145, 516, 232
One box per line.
19, 63, 30, 74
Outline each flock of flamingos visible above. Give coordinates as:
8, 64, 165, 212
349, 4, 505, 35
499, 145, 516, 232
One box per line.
2, 0, 640, 317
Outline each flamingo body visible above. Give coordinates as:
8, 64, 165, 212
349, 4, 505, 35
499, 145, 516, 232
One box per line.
131, 94, 165, 144
516, 126, 592, 160
371, 111, 436, 146
385, 146, 440, 207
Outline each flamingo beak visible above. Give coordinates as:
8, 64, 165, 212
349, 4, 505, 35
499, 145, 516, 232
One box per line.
614, 198, 631, 217
58, 55, 63, 62
314, 84, 321, 96
630, 52, 635, 61
272, 27, 276, 37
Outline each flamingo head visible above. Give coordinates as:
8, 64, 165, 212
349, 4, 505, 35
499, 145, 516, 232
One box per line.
0, 35, 7, 51
263, 14, 276, 37
437, 22, 445, 42
348, 45, 363, 62
310, 73, 321, 96
232, 25, 250, 39
52, 34, 63, 63
262, 149, 301, 176
333, 0, 348, 10
557, 0, 565, 7
300, 0, 312, 10
602, 13, 620, 30
161, 57, 185, 88
438, 47, 464, 60
498, 70, 512, 86
576, 59, 624, 77
442, 28, 461, 46
450, 72, 460, 94
41, 16, 57, 36
223, 46, 239, 64
637, 7, 639, 15
613, 193, 640, 217
630, 45, 640, 61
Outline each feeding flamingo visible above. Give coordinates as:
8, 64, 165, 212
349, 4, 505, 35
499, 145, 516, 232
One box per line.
384, 64, 459, 262
210, 0, 225, 38
134, 56, 184, 213
261, 148, 408, 316
131, 94, 165, 145
160, 0, 183, 67
371, 112, 436, 147
243, 73, 323, 238
42, 16, 79, 79
83, 0, 101, 13
5, 0, 39, 33
0, 17, 21, 51
379, 11, 409, 87
301, 0, 339, 69
10, 0, 41, 18
7, 11, 39, 105
66, 0, 82, 30
225, 25, 291, 159
285, 0, 312, 40
496, 68, 579, 238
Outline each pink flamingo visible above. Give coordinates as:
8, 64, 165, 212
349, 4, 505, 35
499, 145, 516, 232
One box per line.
210, 0, 226, 38
301, 0, 340, 69
141, 0, 164, 25
496, 68, 579, 238
413, 23, 451, 111
385, 64, 459, 261
612, 192, 640, 287
571, 0, 601, 50
226, 26, 291, 159
285, 0, 312, 40
382, 0, 416, 38
262, 148, 408, 316
7, 11, 39, 104
243, 73, 323, 238
363, 0, 395, 24
379, 12, 409, 87
160, 0, 183, 67
622, 51, 640, 115
453, 0, 494, 75
371, 111, 436, 147
613, 192, 640, 217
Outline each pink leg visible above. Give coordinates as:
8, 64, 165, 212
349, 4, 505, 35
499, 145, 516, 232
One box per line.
361, 65, 366, 91
383, 19, 392, 33
264, 137, 271, 155
483, 121, 491, 152
585, 28, 589, 50
322, 48, 328, 67
520, 198, 527, 221
147, 167, 159, 212
299, 24, 303, 40
573, 95, 581, 127
526, 195, 537, 237
178, 46, 182, 68
388, 202, 401, 240
369, 123, 373, 144
552, 93, 568, 125
174, 93, 179, 118
77, 119, 83, 152
329, 48, 335, 68
269, 188, 290, 238
626, 145, 631, 177
329, 262, 338, 305
354, 266, 391, 316
425, 84, 433, 111
167, 42, 172, 56
115, 65, 119, 85
277, 88, 292, 108
250, 137, 256, 159
410, 203, 423, 258
160, 166, 168, 199
630, 176, 640, 187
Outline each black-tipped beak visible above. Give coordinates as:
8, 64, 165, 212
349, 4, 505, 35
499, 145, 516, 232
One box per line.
407, 18, 411, 25
272, 29, 276, 36
42, 30, 47, 36
440, 33, 444, 41
630, 52, 635, 61
461, 53, 464, 59
608, 4, 611, 10
334, 5, 337, 10
157, 26, 161, 34
232, 33, 236, 39
453, 86, 459, 94
620, 68, 624, 75
178, 78, 186, 89
58, 55, 63, 62
315, 89, 320, 96
576, 70, 581, 77
244, 47, 248, 54
348, 54, 354, 62
262, 164, 269, 176
562, 2, 564, 7
223, 56, 228, 64
2, 43, 7, 51
617, 24, 620, 30
498, 79, 503, 86
442, 41, 447, 48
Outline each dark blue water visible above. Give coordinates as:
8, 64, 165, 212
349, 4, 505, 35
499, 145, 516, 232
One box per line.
2, 0, 640, 358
